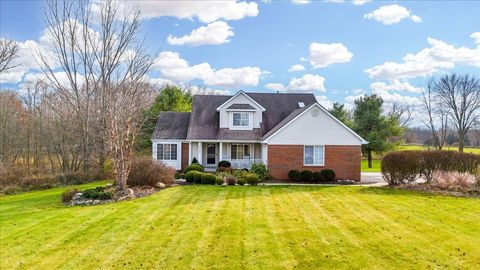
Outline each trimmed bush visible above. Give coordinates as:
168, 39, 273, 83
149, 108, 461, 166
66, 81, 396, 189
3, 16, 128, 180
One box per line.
382, 150, 480, 185
320, 169, 336, 182
381, 151, 423, 185
288, 170, 301, 181
245, 173, 259, 185
201, 173, 217, 185
217, 166, 234, 174
313, 171, 322, 182
185, 171, 196, 182
184, 164, 204, 173
127, 157, 175, 187
215, 177, 224, 185
237, 178, 246, 186
191, 157, 199, 164
301, 170, 313, 182
61, 188, 78, 203
226, 175, 236, 185
251, 163, 269, 180
218, 160, 231, 168
193, 171, 203, 184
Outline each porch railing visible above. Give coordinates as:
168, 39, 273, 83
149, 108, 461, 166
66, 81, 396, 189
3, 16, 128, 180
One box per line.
221, 157, 263, 169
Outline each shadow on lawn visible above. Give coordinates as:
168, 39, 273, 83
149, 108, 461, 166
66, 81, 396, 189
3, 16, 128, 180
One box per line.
357, 186, 448, 199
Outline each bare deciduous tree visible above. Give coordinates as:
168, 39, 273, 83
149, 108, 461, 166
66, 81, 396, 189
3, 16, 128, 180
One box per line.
431, 74, 480, 152
0, 39, 20, 74
420, 79, 449, 150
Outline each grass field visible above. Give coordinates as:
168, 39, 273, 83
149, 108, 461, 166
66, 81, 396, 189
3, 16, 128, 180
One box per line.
361, 159, 381, 172
1, 182, 480, 269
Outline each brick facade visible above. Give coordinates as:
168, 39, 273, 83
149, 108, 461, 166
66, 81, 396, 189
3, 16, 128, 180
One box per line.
267, 145, 361, 181
181, 143, 189, 170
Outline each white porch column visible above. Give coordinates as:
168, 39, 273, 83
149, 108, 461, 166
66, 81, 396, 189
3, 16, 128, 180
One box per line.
188, 142, 192, 164
262, 144, 268, 166
198, 142, 203, 165
219, 142, 223, 161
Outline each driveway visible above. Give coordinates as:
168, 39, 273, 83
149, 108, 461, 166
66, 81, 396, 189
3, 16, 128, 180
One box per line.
361, 172, 387, 186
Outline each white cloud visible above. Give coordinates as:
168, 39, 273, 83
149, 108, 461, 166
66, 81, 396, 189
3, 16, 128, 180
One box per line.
365, 35, 480, 80
291, 0, 311, 5
167, 21, 234, 46
308, 42, 353, 68
471, 32, 480, 45
152, 51, 263, 87
316, 95, 333, 109
120, 0, 258, 23
370, 80, 423, 94
265, 83, 286, 91
288, 74, 326, 92
288, 64, 305, 72
265, 74, 326, 93
364, 5, 422, 25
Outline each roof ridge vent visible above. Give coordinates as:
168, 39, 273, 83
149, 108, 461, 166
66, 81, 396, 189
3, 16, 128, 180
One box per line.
298, 102, 305, 108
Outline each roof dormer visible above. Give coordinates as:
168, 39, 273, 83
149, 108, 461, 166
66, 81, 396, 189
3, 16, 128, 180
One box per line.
216, 91, 264, 130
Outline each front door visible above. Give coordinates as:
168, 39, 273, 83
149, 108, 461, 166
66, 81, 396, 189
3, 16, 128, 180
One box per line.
207, 144, 216, 165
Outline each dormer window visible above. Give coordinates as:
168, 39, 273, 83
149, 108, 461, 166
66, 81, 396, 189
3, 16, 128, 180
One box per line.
233, 112, 250, 127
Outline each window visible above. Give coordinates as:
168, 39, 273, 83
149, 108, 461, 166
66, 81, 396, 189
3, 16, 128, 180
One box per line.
232, 112, 249, 127
231, 144, 250, 160
304, 145, 324, 166
157, 144, 177, 161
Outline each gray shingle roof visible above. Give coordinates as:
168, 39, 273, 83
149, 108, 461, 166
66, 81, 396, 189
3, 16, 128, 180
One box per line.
226, 103, 255, 110
152, 112, 191, 139
152, 92, 318, 141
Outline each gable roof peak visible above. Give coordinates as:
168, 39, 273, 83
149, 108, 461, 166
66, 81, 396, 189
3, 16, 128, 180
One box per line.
216, 90, 266, 112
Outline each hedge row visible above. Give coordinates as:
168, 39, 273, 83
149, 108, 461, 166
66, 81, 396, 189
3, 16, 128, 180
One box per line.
381, 150, 480, 185
288, 169, 336, 182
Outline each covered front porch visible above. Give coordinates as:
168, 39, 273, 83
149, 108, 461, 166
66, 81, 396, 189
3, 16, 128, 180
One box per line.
189, 141, 267, 171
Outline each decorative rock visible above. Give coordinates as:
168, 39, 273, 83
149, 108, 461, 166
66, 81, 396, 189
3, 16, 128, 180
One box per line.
105, 183, 113, 188
155, 182, 166, 188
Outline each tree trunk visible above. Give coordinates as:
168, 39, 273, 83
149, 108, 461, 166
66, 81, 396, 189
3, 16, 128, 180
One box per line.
367, 149, 373, 168
458, 133, 465, 153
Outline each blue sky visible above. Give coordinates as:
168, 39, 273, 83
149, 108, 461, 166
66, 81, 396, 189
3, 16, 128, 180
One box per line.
1, 0, 479, 109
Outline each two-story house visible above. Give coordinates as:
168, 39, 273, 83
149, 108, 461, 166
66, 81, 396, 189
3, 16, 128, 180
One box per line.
152, 90, 367, 181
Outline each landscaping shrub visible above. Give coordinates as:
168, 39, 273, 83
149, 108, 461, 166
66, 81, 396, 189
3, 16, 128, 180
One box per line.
201, 173, 216, 185
237, 178, 246, 186
185, 171, 196, 182
184, 164, 204, 173
381, 150, 480, 185
82, 186, 113, 200
217, 166, 233, 174
431, 171, 477, 190
191, 157, 199, 164
313, 171, 322, 182
61, 188, 78, 203
251, 163, 269, 180
245, 173, 259, 185
127, 157, 175, 187
288, 170, 301, 181
226, 175, 236, 185
301, 170, 313, 182
320, 169, 336, 182
215, 177, 224, 185
193, 171, 203, 184
218, 160, 231, 168
381, 151, 422, 185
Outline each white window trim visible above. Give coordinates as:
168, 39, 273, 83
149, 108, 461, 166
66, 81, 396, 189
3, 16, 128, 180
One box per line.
156, 143, 178, 161
229, 111, 253, 130
303, 145, 325, 166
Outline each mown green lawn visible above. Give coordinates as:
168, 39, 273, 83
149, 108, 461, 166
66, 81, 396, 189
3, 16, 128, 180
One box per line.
361, 159, 381, 172
1, 183, 480, 269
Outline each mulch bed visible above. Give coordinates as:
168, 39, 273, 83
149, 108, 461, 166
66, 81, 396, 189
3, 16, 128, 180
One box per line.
393, 183, 480, 198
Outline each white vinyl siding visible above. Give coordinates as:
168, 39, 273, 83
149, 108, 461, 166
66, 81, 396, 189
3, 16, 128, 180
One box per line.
152, 140, 182, 170
304, 145, 324, 166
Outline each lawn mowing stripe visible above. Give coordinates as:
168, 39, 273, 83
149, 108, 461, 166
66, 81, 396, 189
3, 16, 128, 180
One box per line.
59, 188, 188, 269
188, 187, 231, 269
96, 187, 198, 269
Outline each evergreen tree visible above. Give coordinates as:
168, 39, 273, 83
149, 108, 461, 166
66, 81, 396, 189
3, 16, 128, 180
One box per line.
329, 102, 352, 127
